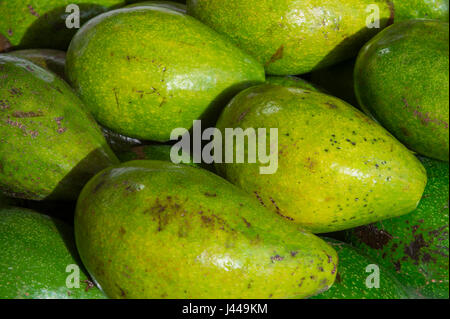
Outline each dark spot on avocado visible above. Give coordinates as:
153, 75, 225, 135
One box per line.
204, 192, 217, 197
325, 102, 338, 109
0, 99, 10, 110
119, 227, 126, 236
387, 0, 395, 25
265, 45, 284, 66
291, 251, 298, 257
354, 224, 393, 249
254, 191, 266, 207
27, 5, 40, 18
238, 108, 251, 123
271, 255, 284, 262
83, 279, 94, 292
9, 87, 22, 96
12, 110, 43, 118
393, 260, 401, 272
404, 233, 428, 263
242, 217, 251, 228
269, 196, 294, 221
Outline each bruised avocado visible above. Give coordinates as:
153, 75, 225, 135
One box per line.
0, 207, 106, 299
215, 84, 427, 233
187, 0, 393, 75
66, 6, 265, 142
0, 55, 119, 201
355, 20, 449, 162
0, 0, 125, 50
346, 157, 449, 299
75, 160, 338, 299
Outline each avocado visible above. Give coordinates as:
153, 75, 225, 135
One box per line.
0, 55, 119, 201
75, 160, 338, 299
187, 0, 393, 75
345, 157, 449, 299
311, 239, 410, 299
6, 49, 66, 80
101, 127, 143, 153
266, 76, 321, 92
0, 1, 125, 50
310, 59, 360, 109
66, 6, 265, 142
355, 19, 449, 162
0, 206, 106, 299
393, 0, 449, 22
215, 84, 427, 234
126, 0, 186, 12
0, 33, 11, 53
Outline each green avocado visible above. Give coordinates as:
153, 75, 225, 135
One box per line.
75, 160, 338, 299
215, 84, 427, 234
0, 55, 119, 201
0, 1, 125, 50
311, 238, 410, 299
345, 157, 449, 299
6, 49, 67, 80
126, 0, 186, 12
66, 6, 265, 142
266, 76, 321, 92
101, 127, 143, 153
187, 0, 393, 75
393, 0, 449, 22
0, 206, 106, 299
310, 59, 360, 109
355, 19, 449, 162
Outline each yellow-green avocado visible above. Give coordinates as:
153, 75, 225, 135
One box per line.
75, 160, 338, 299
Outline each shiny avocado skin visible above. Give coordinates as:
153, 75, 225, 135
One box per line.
66, 7, 265, 142
75, 160, 338, 299
215, 84, 427, 233
266, 76, 321, 92
6, 49, 67, 80
393, 0, 449, 22
126, 0, 186, 12
0, 207, 106, 299
355, 20, 449, 162
311, 238, 410, 299
187, 0, 393, 75
0, 1, 126, 50
345, 157, 449, 299
0, 55, 119, 201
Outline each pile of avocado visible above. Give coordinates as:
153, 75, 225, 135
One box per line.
0, 0, 448, 300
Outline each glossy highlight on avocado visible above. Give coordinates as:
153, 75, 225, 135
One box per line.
215, 84, 427, 233
75, 160, 337, 299
66, 6, 265, 142
0, 55, 119, 200
187, 0, 393, 75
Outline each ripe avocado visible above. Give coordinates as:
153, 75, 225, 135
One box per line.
74, 160, 338, 299
0, 206, 106, 299
266, 76, 321, 92
215, 84, 427, 233
66, 6, 265, 142
6, 49, 66, 80
311, 238, 410, 299
187, 0, 393, 75
392, 0, 449, 22
345, 157, 449, 299
0, 0, 125, 50
355, 19, 449, 162
0, 55, 119, 201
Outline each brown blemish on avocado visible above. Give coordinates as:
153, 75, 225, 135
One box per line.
12, 110, 43, 118
83, 279, 94, 292
354, 224, 393, 249
27, 5, 40, 18
265, 45, 284, 67
404, 233, 428, 264
291, 251, 298, 257
402, 98, 449, 129
271, 255, 284, 262
387, 1, 395, 25
242, 217, 251, 228
54, 117, 67, 134
269, 196, 294, 221
325, 102, 338, 109
254, 191, 266, 207
0, 99, 10, 110
204, 192, 217, 197
237, 108, 251, 123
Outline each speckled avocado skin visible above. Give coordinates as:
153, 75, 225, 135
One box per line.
355, 20, 449, 162
0, 0, 125, 50
346, 157, 449, 299
187, 0, 393, 75
126, 0, 186, 12
266, 76, 321, 92
6, 49, 67, 80
215, 85, 427, 234
0, 55, 119, 201
0, 207, 106, 299
311, 238, 409, 299
75, 160, 338, 299
66, 6, 265, 142
393, 0, 449, 22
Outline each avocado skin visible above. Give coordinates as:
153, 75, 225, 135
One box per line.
75, 160, 337, 299
311, 238, 410, 299
126, 0, 186, 12
215, 84, 427, 234
0, 207, 106, 299
345, 157, 449, 299
266, 76, 321, 92
355, 20, 449, 162
0, 55, 119, 201
393, 0, 449, 22
0, 33, 11, 53
0, 1, 125, 50
66, 7, 265, 142
187, 0, 393, 75
6, 49, 66, 80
